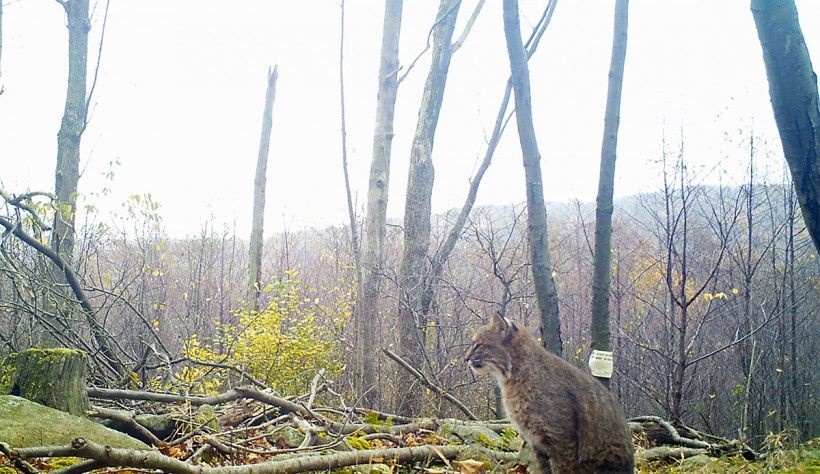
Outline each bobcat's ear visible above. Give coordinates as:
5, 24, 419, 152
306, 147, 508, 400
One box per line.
491, 312, 517, 333
490, 312, 507, 330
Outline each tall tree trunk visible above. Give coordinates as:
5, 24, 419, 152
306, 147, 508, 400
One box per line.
589, 0, 629, 387
0, 0, 4, 95
338, 0, 362, 286
420, 0, 557, 318
396, 0, 460, 416
52, 0, 89, 264
248, 66, 279, 312
751, 0, 820, 252
357, 0, 403, 408
502, 0, 562, 355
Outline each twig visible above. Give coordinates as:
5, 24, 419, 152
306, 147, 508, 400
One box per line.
306, 368, 325, 409
382, 348, 478, 420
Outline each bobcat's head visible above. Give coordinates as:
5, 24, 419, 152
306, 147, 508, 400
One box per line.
465, 312, 517, 380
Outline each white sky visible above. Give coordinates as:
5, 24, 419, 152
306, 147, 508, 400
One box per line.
1, 1, 819, 237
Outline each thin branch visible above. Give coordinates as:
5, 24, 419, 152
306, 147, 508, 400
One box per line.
83, 0, 111, 129
397, 0, 462, 84
451, 0, 485, 53
382, 348, 478, 420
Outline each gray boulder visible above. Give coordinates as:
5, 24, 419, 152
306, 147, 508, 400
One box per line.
0, 395, 148, 449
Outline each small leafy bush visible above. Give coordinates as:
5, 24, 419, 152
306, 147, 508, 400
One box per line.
175, 271, 350, 395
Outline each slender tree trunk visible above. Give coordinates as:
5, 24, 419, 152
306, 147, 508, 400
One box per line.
420, 0, 558, 317
0, 0, 4, 95
338, 0, 362, 286
357, 0, 403, 408
502, 0, 562, 355
52, 0, 90, 264
751, 0, 820, 252
248, 66, 279, 312
396, 0, 460, 416
590, 0, 629, 387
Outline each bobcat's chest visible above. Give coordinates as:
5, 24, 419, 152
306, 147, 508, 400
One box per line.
501, 380, 546, 446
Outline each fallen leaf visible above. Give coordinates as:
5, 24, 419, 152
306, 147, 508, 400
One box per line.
453, 459, 486, 473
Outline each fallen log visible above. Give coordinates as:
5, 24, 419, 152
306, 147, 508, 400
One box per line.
7, 437, 519, 474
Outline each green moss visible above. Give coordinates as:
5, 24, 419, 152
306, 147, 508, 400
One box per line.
0, 353, 18, 393
11, 349, 89, 416
0, 395, 148, 450
346, 434, 374, 450
46, 457, 84, 470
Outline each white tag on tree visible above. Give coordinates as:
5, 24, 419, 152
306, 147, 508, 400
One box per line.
588, 350, 614, 378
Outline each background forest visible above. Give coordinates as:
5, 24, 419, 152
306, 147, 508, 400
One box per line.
0, 0, 818, 471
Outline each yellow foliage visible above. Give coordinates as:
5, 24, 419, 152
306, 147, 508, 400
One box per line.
175, 272, 350, 395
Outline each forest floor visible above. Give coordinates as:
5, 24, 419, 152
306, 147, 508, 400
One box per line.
638, 437, 819, 473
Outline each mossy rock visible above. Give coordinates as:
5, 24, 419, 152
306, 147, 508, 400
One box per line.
353, 464, 391, 474
0, 353, 18, 393
269, 426, 305, 449
680, 454, 718, 468
0, 395, 148, 449
437, 422, 504, 447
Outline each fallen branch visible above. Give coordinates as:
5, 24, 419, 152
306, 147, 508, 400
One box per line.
88, 406, 163, 446
12, 437, 517, 474
88, 385, 311, 417
629, 416, 711, 449
639, 446, 709, 462
382, 348, 478, 420
0, 442, 40, 474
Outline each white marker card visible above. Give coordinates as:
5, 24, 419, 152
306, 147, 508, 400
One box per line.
588, 350, 614, 378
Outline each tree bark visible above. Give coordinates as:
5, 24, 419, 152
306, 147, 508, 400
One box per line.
249, 66, 279, 312
502, 0, 562, 355
590, 0, 629, 387
751, 0, 820, 252
396, 0, 460, 416
51, 0, 90, 264
357, 0, 403, 408
2, 349, 90, 417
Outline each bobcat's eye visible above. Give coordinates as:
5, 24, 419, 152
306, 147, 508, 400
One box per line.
465, 343, 482, 360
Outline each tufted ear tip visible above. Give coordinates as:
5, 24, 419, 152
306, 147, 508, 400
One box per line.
490, 312, 507, 329
491, 312, 517, 332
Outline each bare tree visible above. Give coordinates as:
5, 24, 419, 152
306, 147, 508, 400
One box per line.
249, 66, 279, 311
0, 0, 4, 95
396, 0, 461, 416
590, 0, 629, 387
502, 0, 562, 354
357, 0, 403, 408
751, 0, 820, 252
338, 0, 361, 286
421, 0, 557, 320
51, 0, 90, 264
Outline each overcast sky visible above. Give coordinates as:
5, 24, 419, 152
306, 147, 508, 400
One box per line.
2, 1, 819, 237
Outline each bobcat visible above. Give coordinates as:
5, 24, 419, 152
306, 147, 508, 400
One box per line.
466, 313, 634, 473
